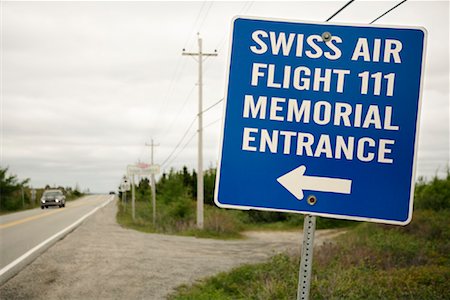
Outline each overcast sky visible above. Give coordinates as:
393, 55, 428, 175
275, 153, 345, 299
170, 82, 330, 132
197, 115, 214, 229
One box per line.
1, 0, 449, 193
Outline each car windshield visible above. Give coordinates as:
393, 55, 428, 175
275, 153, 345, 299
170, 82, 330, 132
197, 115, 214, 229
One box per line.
44, 192, 62, 197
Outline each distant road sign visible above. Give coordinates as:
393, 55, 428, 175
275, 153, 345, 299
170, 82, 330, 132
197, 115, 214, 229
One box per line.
121, 177, 131, 192
215, 17, 426, 225
148, 164, 160, 175
127, 164, 160, 176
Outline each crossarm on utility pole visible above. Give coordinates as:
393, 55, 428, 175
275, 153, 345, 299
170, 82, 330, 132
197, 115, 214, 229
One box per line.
182, 52, 217, 57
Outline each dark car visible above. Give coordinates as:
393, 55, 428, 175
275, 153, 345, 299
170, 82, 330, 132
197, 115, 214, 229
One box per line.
41, 189, 66, 209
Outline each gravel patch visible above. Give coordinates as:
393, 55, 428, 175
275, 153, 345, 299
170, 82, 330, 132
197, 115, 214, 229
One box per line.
0, 200, 341, 299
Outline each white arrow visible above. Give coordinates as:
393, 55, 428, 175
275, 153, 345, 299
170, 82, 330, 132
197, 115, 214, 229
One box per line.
277, 165, 352, 200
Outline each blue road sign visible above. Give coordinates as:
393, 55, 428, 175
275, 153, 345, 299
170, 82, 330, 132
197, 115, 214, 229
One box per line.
215, 17, 427, 225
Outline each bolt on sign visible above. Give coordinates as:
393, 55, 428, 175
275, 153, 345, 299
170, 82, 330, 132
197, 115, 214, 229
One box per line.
215, 16, 427, 225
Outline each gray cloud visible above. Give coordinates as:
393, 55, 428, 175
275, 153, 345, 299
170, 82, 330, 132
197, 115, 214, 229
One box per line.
2, 1, 449, 192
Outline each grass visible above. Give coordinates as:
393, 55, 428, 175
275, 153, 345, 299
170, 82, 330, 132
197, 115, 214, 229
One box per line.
116, 199, 357, 239
169, 209, 450, 299
170, 254, 299, 300
169, 173, 450, 299
116, 200, 245, 239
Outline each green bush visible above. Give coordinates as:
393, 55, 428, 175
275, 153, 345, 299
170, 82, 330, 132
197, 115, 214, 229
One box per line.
0, 167, 30, 211
202, 207, 244, 238
170, 254, 298, 300
414, 172, 450, 211
117, 199, 245, 239
171, 207, 450, 299
245, 210, 289, 223
313, 264, 450, 300
315, 216, 357, 229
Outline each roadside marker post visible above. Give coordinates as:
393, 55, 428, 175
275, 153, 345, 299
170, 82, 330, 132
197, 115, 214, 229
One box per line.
126, 163, 160, 224
215, 16, 426, 299
121, 176, 131, 211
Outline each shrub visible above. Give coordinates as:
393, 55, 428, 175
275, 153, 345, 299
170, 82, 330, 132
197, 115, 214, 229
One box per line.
171, 212, 450, 300
313, 265, 450, 300
0, 167, 30, 211
170, 254, 298, 300
245, 210, 289, 223
204, 208, 243, 236
414, 172, 450, 211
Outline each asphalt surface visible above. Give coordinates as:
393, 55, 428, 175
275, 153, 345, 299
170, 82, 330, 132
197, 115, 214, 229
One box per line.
0, 199, 342, 299
0, 195, 112, 270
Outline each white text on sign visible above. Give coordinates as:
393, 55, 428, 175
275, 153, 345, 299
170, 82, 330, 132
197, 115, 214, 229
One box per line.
239, 30, 405, 164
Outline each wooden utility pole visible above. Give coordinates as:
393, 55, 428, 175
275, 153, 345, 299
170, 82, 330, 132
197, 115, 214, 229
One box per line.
182, 33, 217, 229
145, 139, 159, 226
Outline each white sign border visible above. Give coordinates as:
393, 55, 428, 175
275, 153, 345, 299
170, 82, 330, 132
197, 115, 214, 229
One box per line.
214, 15, 428, 226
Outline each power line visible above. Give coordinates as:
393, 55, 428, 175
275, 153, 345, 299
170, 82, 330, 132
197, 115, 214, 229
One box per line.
197, 2, 214, 34
204, 2, 254, 76
164, 116, 220, 168
160, 116, 197, 167
163, 116, 221, 171
161, 101, 222, 170
183, 1, 207, 49
370, 0, 408, 24
241, 1, 254, 15
326, 0, 355, 22
152, 1, 209, 144
164, 131, 197, 168
202, 98, 223, 115
161, 63, 184, 98
159, 0, 410, 172
203, 118, 221, 130
155, 2, 210, 129
163, 79, 223, 148
214, 2, 254, 54
159, 85, 196, 142
137, 143, 147, 163
199, 1, 358, 152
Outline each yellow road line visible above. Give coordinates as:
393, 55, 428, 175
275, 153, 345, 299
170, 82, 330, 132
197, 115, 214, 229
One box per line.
0, 202, 89, 230
67, 202, 88, 209
0, 210, 62, 230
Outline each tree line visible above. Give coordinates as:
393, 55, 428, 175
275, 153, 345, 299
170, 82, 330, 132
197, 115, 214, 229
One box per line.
0, 166, 83, 212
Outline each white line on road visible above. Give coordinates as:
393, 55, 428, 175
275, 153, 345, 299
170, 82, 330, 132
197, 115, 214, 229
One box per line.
0, 195, 115, 282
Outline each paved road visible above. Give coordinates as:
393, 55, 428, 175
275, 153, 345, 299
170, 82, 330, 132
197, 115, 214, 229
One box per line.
0, 199, 342, 299
0, 195, 113, 270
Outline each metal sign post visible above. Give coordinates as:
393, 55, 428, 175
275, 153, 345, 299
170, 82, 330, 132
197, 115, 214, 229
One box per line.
297, 215, 316, 300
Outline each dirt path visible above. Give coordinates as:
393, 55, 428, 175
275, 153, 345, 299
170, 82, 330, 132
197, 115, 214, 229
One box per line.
0, 200, 341, 299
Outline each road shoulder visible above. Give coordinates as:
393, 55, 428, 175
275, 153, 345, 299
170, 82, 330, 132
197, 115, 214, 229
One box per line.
0, 199, 341, 299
